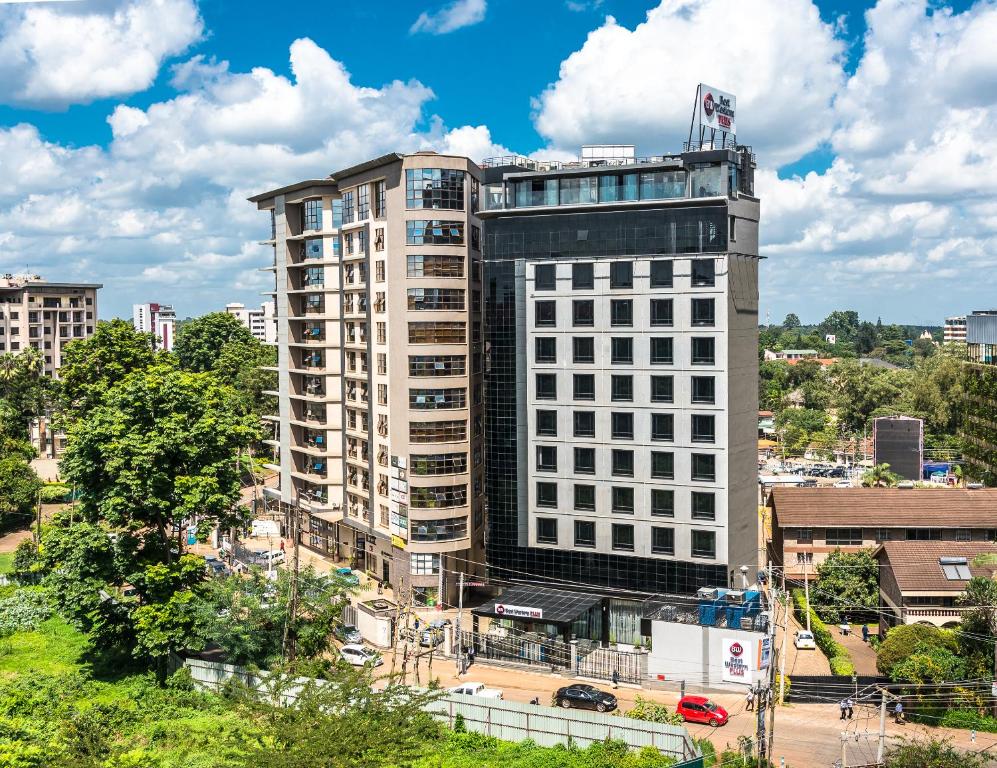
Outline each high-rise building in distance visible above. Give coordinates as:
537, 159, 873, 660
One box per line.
963, 310, 997, 486
133, 302, 177, 351
479, 143, 760, 595
249, 151, 486, 605
944, 315, 967, 344
225, 301, 277, 344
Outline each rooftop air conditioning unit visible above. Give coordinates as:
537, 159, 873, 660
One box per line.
726, 590, 745, 605
697, 587, 720, 601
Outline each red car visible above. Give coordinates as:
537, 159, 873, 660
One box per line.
676, 695, 729, 727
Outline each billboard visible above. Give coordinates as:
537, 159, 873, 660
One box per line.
873, 416, 923, 481
721, 638, 752, 682
699, 84, 736, 135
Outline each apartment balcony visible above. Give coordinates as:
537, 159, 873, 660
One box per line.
901, 606, 975, 627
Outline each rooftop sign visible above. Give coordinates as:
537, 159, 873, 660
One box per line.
699, 84, 736, 136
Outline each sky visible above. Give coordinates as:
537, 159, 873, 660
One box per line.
0, 0, 994, 325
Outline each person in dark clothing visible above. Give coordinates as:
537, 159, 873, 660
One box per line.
839, 699, 848, 720
862, 624, 869, 642
846, 698, 854, 719
611, 669, 619, 689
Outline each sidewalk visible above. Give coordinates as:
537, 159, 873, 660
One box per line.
837, 625, 880, 675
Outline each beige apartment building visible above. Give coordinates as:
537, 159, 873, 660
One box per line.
0, 274, 101, 456
249, 152, 485, 606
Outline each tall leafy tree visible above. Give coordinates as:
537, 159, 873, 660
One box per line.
0, 456, 42, 528
957, 573, 997, 677
61, 364, 259, 560
174, 312, 256, 373
58, 319, 157, 418
813, 549, 878, 624
0, 348, 49, 442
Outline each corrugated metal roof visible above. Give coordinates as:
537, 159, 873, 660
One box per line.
770, 487, 997, 527
875, 541, 997, 592
473, 585, 601, 623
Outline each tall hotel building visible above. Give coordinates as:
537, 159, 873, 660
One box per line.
479, 144, 760, 594
249, 153, 485, 605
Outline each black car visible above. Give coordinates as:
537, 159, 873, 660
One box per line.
555, 684, 617, 713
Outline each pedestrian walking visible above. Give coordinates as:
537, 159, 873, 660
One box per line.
467, 645, 476, 668
414, 617, 421, 631
862, 624, 869, 643
894, 701, 904, 724
846, 698, 854, 719
611, 669, 619, 689
745, 688, 754, 711
839, 699, 848, 720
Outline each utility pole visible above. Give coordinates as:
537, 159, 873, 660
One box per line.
282, 503, 300, 661
803, 552, 811, 632
755, 683, 767, 762
840, 732, 848, 768
778, 591, 789, 704
454, 571, 465, 675
877, 688, 888, 765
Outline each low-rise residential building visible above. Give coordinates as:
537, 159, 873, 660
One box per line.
763, 348, 817, 362
132, 302, 177, 351
943, 316, 966, 343
769, 487, 997, 580
875, 541, 997, 632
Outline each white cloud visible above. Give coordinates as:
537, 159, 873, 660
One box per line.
532, 0, 845, 166
410, 0, 486, 35
0, 0, 203, 108
566, 0, 604, 11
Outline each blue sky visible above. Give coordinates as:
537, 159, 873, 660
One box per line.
0, 0, 994, 325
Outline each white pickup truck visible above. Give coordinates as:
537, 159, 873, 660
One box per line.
448, 682, 503, 700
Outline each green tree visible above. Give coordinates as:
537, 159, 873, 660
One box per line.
174, 312, 256, 373
0, 348, 50, 446
133, 588, 207, 683
877, 624, 959, 677
957, 574, 997, 677
61, 364, 259, 561
861, 462, 901, 487
58, 319, 157, 418
913, 337, 936, 358
819, 310, 860, 342
884, 738, 988, 768
856, 321, 878, 354
782, 313, 801, 329
214, 334, 277, 418
889, 643, 965, 683
0, 456, 42, 529
813, 549, 878, 624
621, 695, 683, 724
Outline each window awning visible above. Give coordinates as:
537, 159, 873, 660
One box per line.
473, 585, 602, 624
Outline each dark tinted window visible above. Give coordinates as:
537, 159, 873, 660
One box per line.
612, 486, 634, 514
651, 451, 674, 479
573, 300, 594, 327
574, 484, 596, 511
612, 523, 635, 551
651, 375, 674, 403
535, 301, 556, 327
650, 260, 673, 288
573, 374, 595, 401
611, 375, 633, 402
692, 453, 716, 481
612, 449, 634, 477
691, 259, 715, 286
652, 413, 674, 441
534, 263, 556, 291
692, 530, 716, 558
652, 527, 675, 554
650, 299, 673, 327
573, 336, 595, 363
610, 260, 633, 289
692, 491, 715, 520
652, 489, 675, 517
573, 410, 595, 438
574, 447, 595, 474
536, 482, 558, 508
692, 337, 715, 365
650, 337, 673, 364
692, 376, 715, 404
692, 414, 715, 443
574, 520, 596, 547
611, 412, 634, 440
572, 262, 594, 289
610, 299, 632, 327
536, 409, 557, 436
535, 337, 556, 363
611, 337, 633, 364
537, 445, 557, 472
536, 373, 557, 399
692, 298, 715, 326
537, 517, 558, 544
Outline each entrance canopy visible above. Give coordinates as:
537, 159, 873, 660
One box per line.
473, 585, 602, 625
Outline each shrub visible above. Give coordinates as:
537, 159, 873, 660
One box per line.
939, 710, 997, 733
830, 655, 855, 676
877, 624, 959, 677
0, 588, 52, 635
622, 695, 683, 725
39, 483, 71, 504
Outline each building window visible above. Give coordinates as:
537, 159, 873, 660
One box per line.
536, 517, 558, 544
611, 412, 634, 440
573, 411, 595, 438
407, 288, 465, 311
610, 299, 632, 327
357, 184, 370, 219
651, 375, 674, 403
612, 449, 634, 477
537, 445, 557, 472
535, 373, 557, 400
612, 523, 635, 552
341, 191, 354, 224
598, 173, 638, 202
375, 180, 386, 217
612, 486, 634, 514
573, 374, 595, 401
559, 176, 598, 205
692, 337, 716, 365
572, 262, 594, 289
411, 485, 468, 509
796, 551, 814, 564
955, 529, 972, 542
514, 178, 559, 207
536, 482, 558, 508
408, 355, 466, 377
652, 527, 675, 555
405, 168, 465, 210
411, 517, 468, 542
651, 413, 674, 442
409, 388, 466, 409
574, 484, 596, 511
303, 199, 322, 231
640, 170, 687, 199
797, 527, 814, 543
378, 384, 388, 405
692, 298, 715, 327
406, 220, 464, 245
408, 322, 465, 344
536, 409, 558, 437
692, 414, 716, 443
407, 254, 464, 277
691, 530, 716, 559
827, 528, 864, 546
573, 337, 595, 363
535, 337, 557, 364
652, 489, 674, 517
411, 553, 440, 575
905, 528, 943, 541
609, 261, 633, 289
574, 520, 596, 548
650, 338, 674, 365
471, 225, 480, 251
611, 375, 633, 402
691, 492, 716, 520
410, 453, 468, 475
651, 451, 674, 480
573, 300, 594, 327
574, 447, 596, 474
650, 260, 673, 288
692, 376, 715, 404
650, 299, 674, 327
535, 301, 556, 327
534, 264, 556, 291
691, 259, 715, 287
692, 453, 716, 482
611, 337, 633, 364
409, 420, 467, 443
375, 259, 385, 281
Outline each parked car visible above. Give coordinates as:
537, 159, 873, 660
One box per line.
448, 682, 503, 699
339, 644, 383, 667
676, 695, 728, 727
334, 567, 360, 586
334, 624, 363, 645
253, 549, 285, 567
554, 684, 617, 713
794, 630, 817, 650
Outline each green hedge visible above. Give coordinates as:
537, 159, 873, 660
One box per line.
939, 710, 997, 733
792, 589, 855, 676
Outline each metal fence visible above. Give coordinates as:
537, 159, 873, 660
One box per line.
574, 644, 645, 685
175, 655, 698, 761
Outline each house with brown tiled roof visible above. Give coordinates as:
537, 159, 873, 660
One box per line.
768, 487, 997, 580
874, 541, 997, 634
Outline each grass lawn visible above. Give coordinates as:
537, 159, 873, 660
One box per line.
0, 614, 89, 677
0, 552, 12, 574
